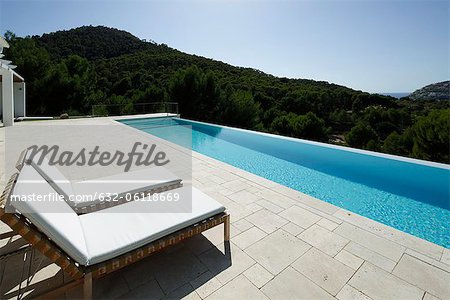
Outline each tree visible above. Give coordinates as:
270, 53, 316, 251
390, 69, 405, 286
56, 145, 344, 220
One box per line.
270, 112, 328, 141
169, 65, 219, 121
411, 110, 450, 162
292, 112, 329, 141
270, 112, 297, 135
3, 35, 52, 114
41, 55, 97, 114
366, 139, 379, 151
382, 131, 413, 155
345, 122, 378, 148
329, 109, 352, 131
220, 89, 261, 129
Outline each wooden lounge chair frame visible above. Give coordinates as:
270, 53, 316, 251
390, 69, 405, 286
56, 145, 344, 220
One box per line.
74, 181, 183, 214
0, 172, 230, 299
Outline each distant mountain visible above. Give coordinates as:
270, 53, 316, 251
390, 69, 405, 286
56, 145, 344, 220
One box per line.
35, 26, 159, 60
380, 92, 410, 99
409, 81, 449, 101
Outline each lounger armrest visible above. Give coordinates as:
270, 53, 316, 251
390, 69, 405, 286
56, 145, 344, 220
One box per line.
0, 173, 19, 212
74, 181, 183, 214
71, 167, 183, 214
15, 149, 28, 171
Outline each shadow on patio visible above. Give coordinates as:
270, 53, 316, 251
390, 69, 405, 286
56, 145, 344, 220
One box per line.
0, 230, 232, 299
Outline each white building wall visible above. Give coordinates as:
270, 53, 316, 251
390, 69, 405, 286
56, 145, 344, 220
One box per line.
0, 81, 26, 118
1, 71, 14, 126
14, 82, 26, 117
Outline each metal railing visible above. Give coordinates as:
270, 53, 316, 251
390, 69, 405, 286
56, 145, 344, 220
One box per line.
91, 102, 178, 117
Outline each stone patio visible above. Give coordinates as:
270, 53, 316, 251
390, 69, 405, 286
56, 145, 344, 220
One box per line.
0, 114, 449, 299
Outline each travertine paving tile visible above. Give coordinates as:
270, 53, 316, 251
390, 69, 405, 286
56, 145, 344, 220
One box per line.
335, 250, 364, 270
208, 174, 227, 185
245, 202, 263, 212
184, 233, 218, 256
245, 229, 310, 275
296, 193, 340, 215
202, 224, 228, 247
349, 262, 424, 300
256, 199, 284, 213
203, 191, 232, 206
233, 227, 267, 250
245, 209, 289, 234
279, 205, 321, 229
423, 292, 441, 300
243, 263, 274, 288
144, 247, 207, 294
274, 185, 305, 200
317, 218, 339, 231
255, 189, 296, 209
441, 248, 450, 266
0, 235, 25, 255
199, 242, 255, 285
292, 248, 355, 295
393, 254, 450, 299
189, 271, 223, 299
221, 179, 252, 193
122, 257, 156, 289
245, 185, 262, 194
91, 272, 130, 300
334, 209, 443, 260
281, 222, 304, 236
261, 267, 334, 300
344, 242, 397, 272
206, 275, 269, 300
208, 169, 239, 182
296, 203, 343, 225
336, 284, 372, 300
228, 189, 260, 205
240, 172, 279, 189
228, 224, 241, 239
117, 279, 164, 299
298, 224, 349, 256
163, 283, 201, 300
334, 223, 405, 262
0, 221, 12, 235
217, 188, 234, 197
223, 201, 253, 221
405, 249, 450, 273
232, 219, 253, 232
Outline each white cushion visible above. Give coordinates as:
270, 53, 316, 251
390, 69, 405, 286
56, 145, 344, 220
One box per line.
11, 165, 89, 265
11, 169, 225, 266
25, 153, 74, 201
70, 167, 181, 208
26, 152, 182, 209
79, 186, 225, 265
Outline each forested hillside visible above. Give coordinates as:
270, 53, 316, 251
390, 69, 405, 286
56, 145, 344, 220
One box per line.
3, 26, 449, 163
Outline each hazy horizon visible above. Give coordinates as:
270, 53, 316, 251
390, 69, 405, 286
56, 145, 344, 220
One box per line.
1, 0, 448, 93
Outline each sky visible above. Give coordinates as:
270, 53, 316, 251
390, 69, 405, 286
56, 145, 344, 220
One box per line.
0, 0, 448, 93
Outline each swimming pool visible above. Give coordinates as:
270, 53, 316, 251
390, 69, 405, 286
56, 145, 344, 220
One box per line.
120, 117, 450, 247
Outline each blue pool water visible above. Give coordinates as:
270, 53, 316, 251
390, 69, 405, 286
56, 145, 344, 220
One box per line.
120, 117, 450, 247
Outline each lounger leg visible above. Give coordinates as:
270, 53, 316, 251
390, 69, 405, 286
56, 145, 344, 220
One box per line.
83, 272, 93, 300
224, 214, 230, 241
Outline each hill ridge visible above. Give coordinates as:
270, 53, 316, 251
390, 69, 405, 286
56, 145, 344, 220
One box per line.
4, 25, 449, 163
